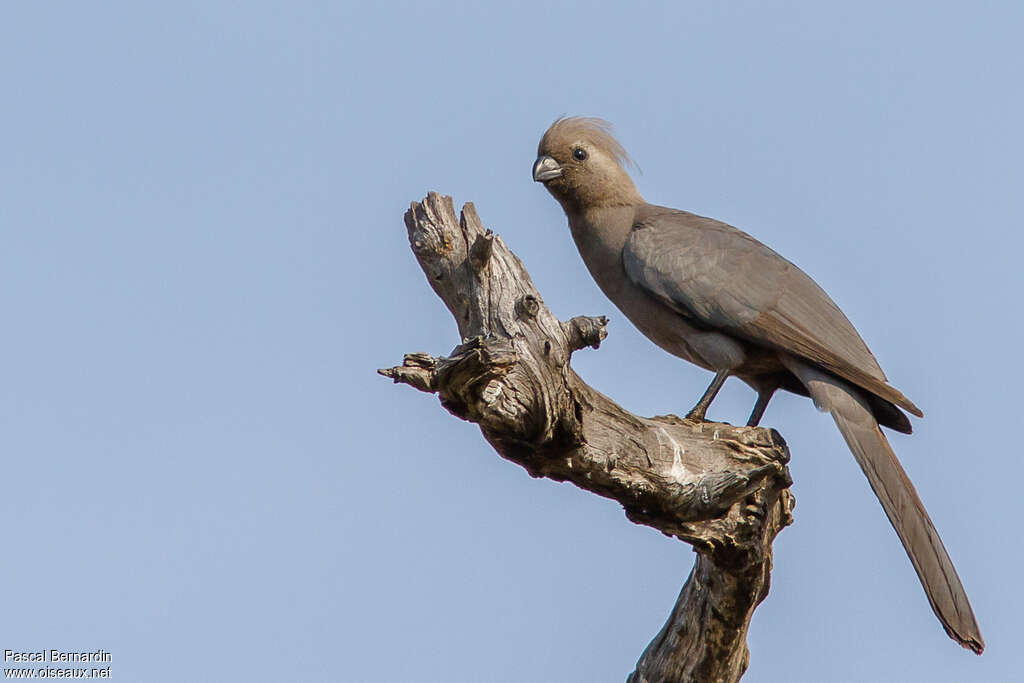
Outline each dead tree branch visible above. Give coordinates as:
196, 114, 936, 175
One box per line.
380, 193, 795, 682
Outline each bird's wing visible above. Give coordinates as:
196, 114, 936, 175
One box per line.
623, 207, 921, 417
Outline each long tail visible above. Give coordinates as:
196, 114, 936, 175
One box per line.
782, 356, 984, 653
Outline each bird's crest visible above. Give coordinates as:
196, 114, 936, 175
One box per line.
540, 116, 638, 172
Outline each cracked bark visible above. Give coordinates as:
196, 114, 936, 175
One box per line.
380, 193, 795, 683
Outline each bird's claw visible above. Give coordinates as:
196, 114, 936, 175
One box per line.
685, 408, 708, 422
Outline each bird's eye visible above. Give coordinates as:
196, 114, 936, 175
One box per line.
572, 147, 588, 161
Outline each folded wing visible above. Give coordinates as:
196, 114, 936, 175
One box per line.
623, 207, 921, 417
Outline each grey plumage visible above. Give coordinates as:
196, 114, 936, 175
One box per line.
533, 116, 983, 653
783, 358, 981, 650
624, 205, 921, 430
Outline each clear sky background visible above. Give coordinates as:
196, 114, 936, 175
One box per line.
2, 2, 1021, 682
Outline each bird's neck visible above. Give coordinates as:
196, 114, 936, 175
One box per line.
552, 180, 644, 217
567, 205, 638, 286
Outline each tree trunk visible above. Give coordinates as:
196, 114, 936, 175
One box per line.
380, 193, 795, 682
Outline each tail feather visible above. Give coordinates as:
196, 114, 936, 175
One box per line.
782, 356, 984, 653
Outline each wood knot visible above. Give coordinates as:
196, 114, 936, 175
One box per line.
516, 295, 540, 320
470, 230, 494, 271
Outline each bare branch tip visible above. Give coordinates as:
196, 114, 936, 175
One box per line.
565, 315, 610, 352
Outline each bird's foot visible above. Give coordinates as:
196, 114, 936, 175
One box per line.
685, 407, 709, 422
685, 370, 730, 424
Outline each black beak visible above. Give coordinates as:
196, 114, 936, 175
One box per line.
532, 155, 562, 182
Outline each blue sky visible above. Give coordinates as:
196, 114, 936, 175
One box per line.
2, 2, 1021, 681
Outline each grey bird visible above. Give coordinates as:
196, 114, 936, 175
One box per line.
532, 116, 983, 653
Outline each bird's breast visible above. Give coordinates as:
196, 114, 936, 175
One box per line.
566, 209, 722, 371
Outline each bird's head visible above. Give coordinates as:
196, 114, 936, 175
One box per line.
533, 117, 643, 212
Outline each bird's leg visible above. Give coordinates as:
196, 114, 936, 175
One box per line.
686, 369, 730, 422
746, 386, 777, 427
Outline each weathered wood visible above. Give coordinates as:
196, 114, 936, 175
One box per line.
380, 193, 795, 682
